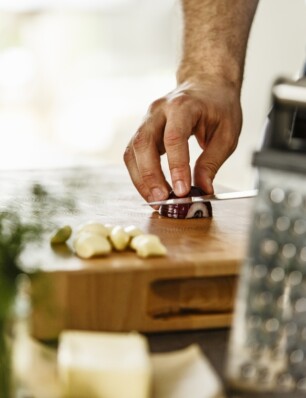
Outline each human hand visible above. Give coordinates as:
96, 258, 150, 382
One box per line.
124, 80, 242, 203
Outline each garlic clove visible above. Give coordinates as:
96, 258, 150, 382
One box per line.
124, 225, 144, 238
50, 225, 72, 244
136, 238, 167, 258
77, 222, 109, 237
74, 232, 112, 259
130, 234, 160, 251
109, 226, 130, 251
104, 223, 114, 236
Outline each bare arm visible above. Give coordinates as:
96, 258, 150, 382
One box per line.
124, 0, 259, 204
178, 0, 259, 87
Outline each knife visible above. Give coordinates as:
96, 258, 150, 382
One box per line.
145, 189, 258, 206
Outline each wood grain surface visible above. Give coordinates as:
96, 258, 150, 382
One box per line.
0, 166, 254, 338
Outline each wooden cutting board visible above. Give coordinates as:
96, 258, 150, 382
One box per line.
0, 166, 254, 339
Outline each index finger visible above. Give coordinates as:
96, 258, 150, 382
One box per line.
132, 116, 169, 202
164, 111, 194, 197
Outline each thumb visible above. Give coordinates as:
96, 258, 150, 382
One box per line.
194, 130, 237, 194
194, 154, 217, 195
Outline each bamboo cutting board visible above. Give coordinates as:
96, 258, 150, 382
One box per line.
0, 166, 253, 339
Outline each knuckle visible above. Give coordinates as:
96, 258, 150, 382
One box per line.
132, 127, 148, 150
141, 169, 157, 187
170, 164, 189, 177
164, 129, 183, 148
123, 145, 133, 164
141, 168, 157, 183
167, 93, 189, 108
205, 163, 219, 177
137, 181, 149, 196
196, 158, 219, 176
148, 97, 165, 114
221, 130, 239, 153
229, 138, 238, 153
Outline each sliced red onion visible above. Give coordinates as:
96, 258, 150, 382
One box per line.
159, 186, 213, 219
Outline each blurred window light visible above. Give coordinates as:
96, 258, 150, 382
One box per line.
53, 75, 175, 154
0, 47, 36, 103
0, 1, 180, 169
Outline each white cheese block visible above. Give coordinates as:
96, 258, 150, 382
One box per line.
58, 331, 152, 398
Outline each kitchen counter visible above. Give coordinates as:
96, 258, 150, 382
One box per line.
0, 166, 253, 339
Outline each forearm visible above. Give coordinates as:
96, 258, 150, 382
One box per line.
177, 0, 259, 90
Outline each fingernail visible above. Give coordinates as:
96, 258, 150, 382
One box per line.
174, 180, 187, 196
151, 187, 166, 201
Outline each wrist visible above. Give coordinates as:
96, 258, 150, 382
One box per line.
176, 59, 243, 94
176, 66, 243, 98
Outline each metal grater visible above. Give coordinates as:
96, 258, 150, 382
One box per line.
226, 78, 306, 393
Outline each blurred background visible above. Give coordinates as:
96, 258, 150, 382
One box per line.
0, 0, 305, 189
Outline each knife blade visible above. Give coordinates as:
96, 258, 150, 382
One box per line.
144, 189, 258, 206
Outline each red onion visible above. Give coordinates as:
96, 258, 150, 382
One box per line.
159, 186, 213, 219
